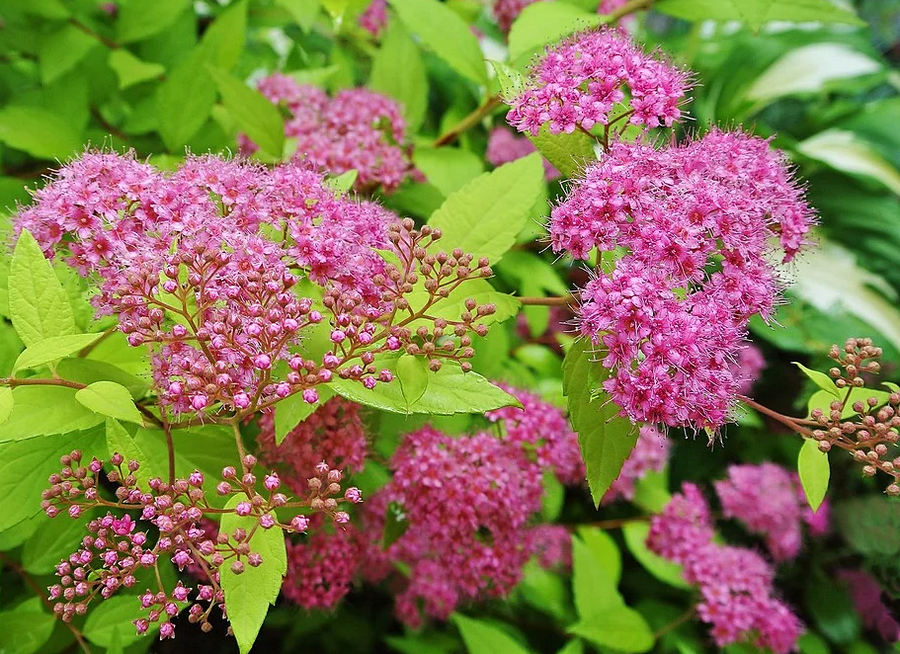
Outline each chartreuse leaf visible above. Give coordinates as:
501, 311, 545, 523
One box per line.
274, 386, 333, 445
22, 506, 98, 574
108, 49, 165, 89
208, 66, 285, 158
0, 606, 55, 654
0, 106, 82, 161
117, 0, 190, 43
397, 354, 429, 412
576, 526, 621, 584
452, 614, 532, 654
387, 0, 487, 87
325, 170, 358, 194
568, 610, 654, 653
329, 362, 519, 415
13, 333, 104, 374
557, 641, 585, 654
793, 362, 841, 397
84, 595, 159, 646
369, 19, 428, 131
622, 522, 690, 589
487, 60, 526, 102
508, 2, 602, 63
38, 24, 98, 85
428, 154, 544, 264
563, 339, 638, 507
571, 536, 619, 615
527, 123, 597, 178
0, 387, 12, 425
275, 0, 320, 32
653, 0, 863, 29
0, 427, 104, 532
76, 381, 144, 425
403, 278, 521, 329
798, 438, 829, 512
1, 387, 103, 440
106, 418, 156, 490
220, 495, 288, 654
9, 230, 77, 347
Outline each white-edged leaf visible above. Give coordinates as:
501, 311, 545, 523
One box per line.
797, 130, 900, 196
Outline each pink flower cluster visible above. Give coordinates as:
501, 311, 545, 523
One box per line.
714, 463, 829, 561
492, 0, 546, 33
647, 483, 804, 652
605, 425, 671, 502
506, 28, 690, 136
282, 517, 362, 610
555, 131, 814, 428
485, 383, 585, 485
358, 0, 387, 37
839, 570, 900, 643
731, 342, 766, 395
257, 397, 369, 495
248, 75, 415, 192
362, 424, 556, 626
485, 127, 560, 179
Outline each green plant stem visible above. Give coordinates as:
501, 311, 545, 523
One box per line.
434, 96, 503, 147
0, 377, 85, 390
652, 605, 696, 639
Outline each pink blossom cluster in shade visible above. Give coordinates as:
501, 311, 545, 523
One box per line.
282, 517, 362, 610
358, 0, 387, 36
246, 75, 415, 193
492, 0, 546, 33
486, 127, 560, 180
506, 28, 691, 136
11, 153, 434, 415
731, 342, 766, 395
485, 383, 585, 485
555, 131, 814, 428
714, 463, 830, 561
605, 425, 671, 502
256, 397, 369, 495
647, 483, 804, 653
839, 570, 900, 643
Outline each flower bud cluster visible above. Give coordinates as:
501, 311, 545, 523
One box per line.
809, 338, 900, 495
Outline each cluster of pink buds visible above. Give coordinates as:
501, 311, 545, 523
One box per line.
41, 449, 358, 639
809, 338, 900, 495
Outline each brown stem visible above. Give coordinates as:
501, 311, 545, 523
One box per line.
135, 404, 164, 429
519, 295, 578, 308
434, 96, 503, 147
605, 0, 654, 22
653, 605, 696, 639
160, 405, 176, 486
0, 552, 92, 654
737, 395, 814, 437
0, 377, 85, 390
68, 17, 119, 49
77, 326, 117, 358
231, 420, 249, 473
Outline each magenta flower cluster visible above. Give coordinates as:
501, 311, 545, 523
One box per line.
605, 425, 671, 502
731, 342, 766, 395
647, 483, 804, 652
492, 0, 544, 33
486, 127, 560, 179
715, 463, 830, 561
507, 28, 690, 136
247, 75, 415, 192
553, 131, 814, 428
358, 0, 387, 37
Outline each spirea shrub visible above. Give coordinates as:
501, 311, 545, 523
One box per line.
0, 1, 895, 653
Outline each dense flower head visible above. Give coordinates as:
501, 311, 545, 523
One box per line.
731, 342, 766, 395
648, 483, 804, 652
13, 152, 495, 415
492, 0, 546, 33
605, 425, 671, 502
839, 570, 900, 643
556, 131, 814, 428
506, 28, 691, 136
358, 0, 387, 36
485, 383, 584, 484
485, 127, 560, 179
257, 397, 368, 495
527, 524, 573, 570
282, 519, 361, 610
361, 427, 545, 626
247, 75, 415, 192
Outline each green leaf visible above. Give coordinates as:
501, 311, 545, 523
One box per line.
568, 607, 654, 653
793, 362, 840, 398
325, 170, 358, 194
415, 147, 485, 197
84, 595, 158, 646
0, 387, 13, 426
798, 130, 900, 196
571, 535, 622, 620
403, 279, 522, 327
622, 522, 690, 589
576, 526, 621, 584
805, 573, 860, 645
117, 0, 190, 43
835, 496, 900, 556
397, 354, 430, 412
452, 614, 532, 654
13, 333, 104, 374
0, 427, 104, 532
387, 0, 487, 87
75, 381, 144, 425
807, 387, 891, 420
798, 438, 829, 513
220, 495, 288, 654
369, 19, 428, 131
329, 363, 520, 415
275, 0, 321, 31
518, 559, 571, 622
541, 470, 565, 522
383, 500, 410, 549
208, 66, 285, 158
56, 357, 150, 399
0, 608, 56, 654
22, 507, 98, 574
274, 387, 333, 445
654, 0, 864, 29
106, 418, 156, 490
557, 641, 585, 654
38, 24, 98, 85
9, 230, 77, 347
526, 124, 596, 179
562, 339, 638, 507
1, 386, 104, 441
428, 154, 545, 264
507, 2, 602, 63
487, 60, 526, 102
108, 49, 165, 89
